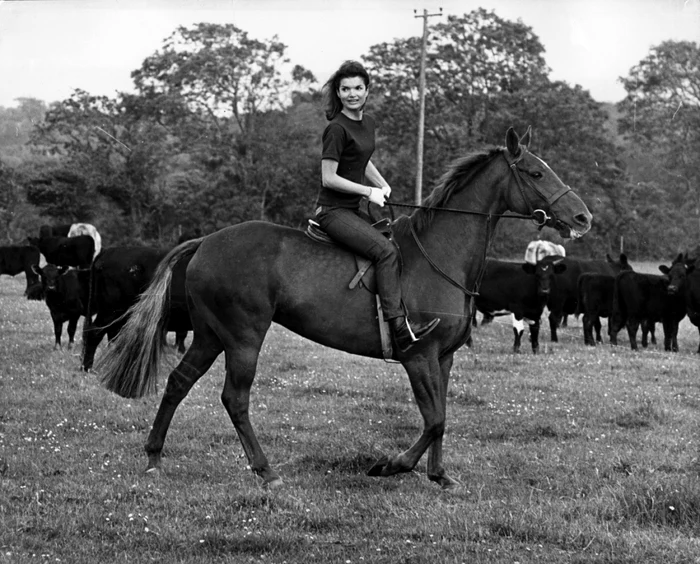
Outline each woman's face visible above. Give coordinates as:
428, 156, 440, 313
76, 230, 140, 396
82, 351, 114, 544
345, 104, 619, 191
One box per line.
337, 76, 368, 113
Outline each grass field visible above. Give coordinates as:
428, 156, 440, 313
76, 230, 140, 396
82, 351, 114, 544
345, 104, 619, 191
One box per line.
2, 262, 700, 564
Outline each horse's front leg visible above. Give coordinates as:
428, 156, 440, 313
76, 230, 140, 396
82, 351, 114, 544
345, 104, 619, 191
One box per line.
425, 353, 460, 489
368, 349, 455, 486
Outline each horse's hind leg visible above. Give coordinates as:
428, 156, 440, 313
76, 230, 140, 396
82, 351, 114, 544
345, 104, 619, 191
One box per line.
144, 326, 223, 472
220, 335, 281, 488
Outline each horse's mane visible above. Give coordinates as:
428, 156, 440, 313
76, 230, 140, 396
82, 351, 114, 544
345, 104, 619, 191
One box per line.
393, 147, 504, 235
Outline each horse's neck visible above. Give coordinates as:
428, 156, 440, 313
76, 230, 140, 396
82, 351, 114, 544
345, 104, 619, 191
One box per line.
398, 163, 509, 291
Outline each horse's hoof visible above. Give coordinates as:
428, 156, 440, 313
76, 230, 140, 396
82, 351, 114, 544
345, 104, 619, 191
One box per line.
264, 477, 284, 490
367, 455, 390, 476
440, 477, 461, 490
145, 465, 162, 475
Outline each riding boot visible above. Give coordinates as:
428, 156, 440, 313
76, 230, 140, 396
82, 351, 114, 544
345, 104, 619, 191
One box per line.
389, 316, 440, 353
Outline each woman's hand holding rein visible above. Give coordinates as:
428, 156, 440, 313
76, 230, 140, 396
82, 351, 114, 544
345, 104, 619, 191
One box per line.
368, 187, 386, 207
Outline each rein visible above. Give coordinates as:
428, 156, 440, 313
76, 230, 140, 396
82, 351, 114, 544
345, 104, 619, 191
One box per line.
408, 219, 480, 297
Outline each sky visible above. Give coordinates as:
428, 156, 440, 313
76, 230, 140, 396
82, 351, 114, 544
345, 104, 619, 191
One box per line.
0, 0, 698, 108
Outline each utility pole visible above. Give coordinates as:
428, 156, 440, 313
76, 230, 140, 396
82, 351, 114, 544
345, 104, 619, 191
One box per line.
414, 7, 442, 205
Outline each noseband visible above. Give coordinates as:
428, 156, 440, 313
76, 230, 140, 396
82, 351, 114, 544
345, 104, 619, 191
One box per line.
505, 149, 572, 229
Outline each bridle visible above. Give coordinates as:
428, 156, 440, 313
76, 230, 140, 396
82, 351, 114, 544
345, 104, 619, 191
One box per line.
385, 146, 573, 298
504, 148, 572, 230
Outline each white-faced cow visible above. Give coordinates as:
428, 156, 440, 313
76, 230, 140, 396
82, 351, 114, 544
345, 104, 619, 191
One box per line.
524, 240, 566, 264
32, 264, 90, 349
474, 255, 567, 353
67, 223, 102, 259
610, 254, 692, 352
479, 240, 567, 328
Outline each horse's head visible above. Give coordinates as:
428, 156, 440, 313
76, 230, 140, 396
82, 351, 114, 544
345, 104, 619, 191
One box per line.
504, 127, 592, 239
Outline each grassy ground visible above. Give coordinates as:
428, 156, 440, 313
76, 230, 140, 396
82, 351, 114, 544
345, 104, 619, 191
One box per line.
2, 264, 700, 564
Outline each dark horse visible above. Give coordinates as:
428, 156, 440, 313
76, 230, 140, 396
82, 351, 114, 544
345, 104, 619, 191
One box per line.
97, 128, 592, 489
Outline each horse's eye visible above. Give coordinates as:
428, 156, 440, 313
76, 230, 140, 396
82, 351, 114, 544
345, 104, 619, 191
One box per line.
530, 171, 543, 179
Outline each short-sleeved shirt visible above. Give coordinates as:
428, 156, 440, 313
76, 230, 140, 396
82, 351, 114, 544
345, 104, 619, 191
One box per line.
317, 112, 376, 209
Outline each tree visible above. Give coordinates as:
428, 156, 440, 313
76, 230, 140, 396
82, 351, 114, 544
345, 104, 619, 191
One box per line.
363, 9, 629, 256
0, 162, 42, 243
130, 23, 317, 228
618, 40, 700, 255
0, 98, 48, 165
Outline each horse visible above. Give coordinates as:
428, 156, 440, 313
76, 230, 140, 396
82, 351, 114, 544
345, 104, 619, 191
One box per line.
96, 127, 592, 489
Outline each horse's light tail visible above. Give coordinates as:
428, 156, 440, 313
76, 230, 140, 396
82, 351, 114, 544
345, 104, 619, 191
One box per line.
96, 238, 204, 398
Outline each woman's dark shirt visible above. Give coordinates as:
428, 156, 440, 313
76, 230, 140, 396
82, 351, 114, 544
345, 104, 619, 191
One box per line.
317, 112, 376, 209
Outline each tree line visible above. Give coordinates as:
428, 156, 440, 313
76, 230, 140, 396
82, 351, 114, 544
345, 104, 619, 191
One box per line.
0, 9, 698, 260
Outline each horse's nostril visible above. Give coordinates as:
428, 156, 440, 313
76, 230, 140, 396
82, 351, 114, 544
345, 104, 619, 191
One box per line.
575, 213, 591, 226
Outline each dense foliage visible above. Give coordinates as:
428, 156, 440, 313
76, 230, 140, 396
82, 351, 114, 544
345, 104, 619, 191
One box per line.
0, 12, 697, 259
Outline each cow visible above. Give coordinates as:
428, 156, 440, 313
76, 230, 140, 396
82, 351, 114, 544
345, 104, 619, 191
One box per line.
0, 245, 42, 299
546, 254, 632, 342
479, 240, 567, 327
576, 254, 633, 345
27, 235, 95, 269
474, 255, 567, 353
684, 256, 700, 353
32, 264, 90, 349
67, 223, 102, 259
81, 246, 192, 371
39, 224, 72, 238
524, 240, 566, 264
610, 254, 692, 352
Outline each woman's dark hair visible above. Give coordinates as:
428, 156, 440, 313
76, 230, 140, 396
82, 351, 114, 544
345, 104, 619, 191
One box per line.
322, 60, 370, 121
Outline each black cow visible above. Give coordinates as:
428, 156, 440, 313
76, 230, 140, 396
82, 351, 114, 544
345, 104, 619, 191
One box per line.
475, 256, 567, 353
28, 235, 95, 269
546, 254, 632, 342
576, 254, 633, 345
683, 258, 700, 353
39, 224, 72, 238
610, 254, 692, 351
0, 245, 42, 299
81, 246, 192, 371
32, 264, 90, 349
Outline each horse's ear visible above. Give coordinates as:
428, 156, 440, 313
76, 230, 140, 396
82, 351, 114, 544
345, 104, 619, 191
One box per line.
520, 126, 532, 149
505, 127, 520, 156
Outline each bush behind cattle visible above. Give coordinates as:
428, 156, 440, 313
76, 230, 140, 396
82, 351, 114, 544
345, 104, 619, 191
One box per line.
2, 271, 700, 563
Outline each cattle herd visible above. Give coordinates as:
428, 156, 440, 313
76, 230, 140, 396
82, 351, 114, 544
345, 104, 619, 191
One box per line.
1, 228, 700, 368
473, 241, 700, 354
0, 223, 193, 370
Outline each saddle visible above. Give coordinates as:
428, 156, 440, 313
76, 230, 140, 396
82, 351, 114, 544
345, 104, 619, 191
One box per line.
306, 217, 396, 360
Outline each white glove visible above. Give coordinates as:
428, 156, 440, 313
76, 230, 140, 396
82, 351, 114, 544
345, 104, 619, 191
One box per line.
367, 187, 386, 207
381, 185, 392, 198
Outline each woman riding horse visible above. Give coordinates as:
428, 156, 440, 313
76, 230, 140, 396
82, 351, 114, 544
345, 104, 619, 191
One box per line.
97, 126, 592, 490
314, 60, 439, 352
